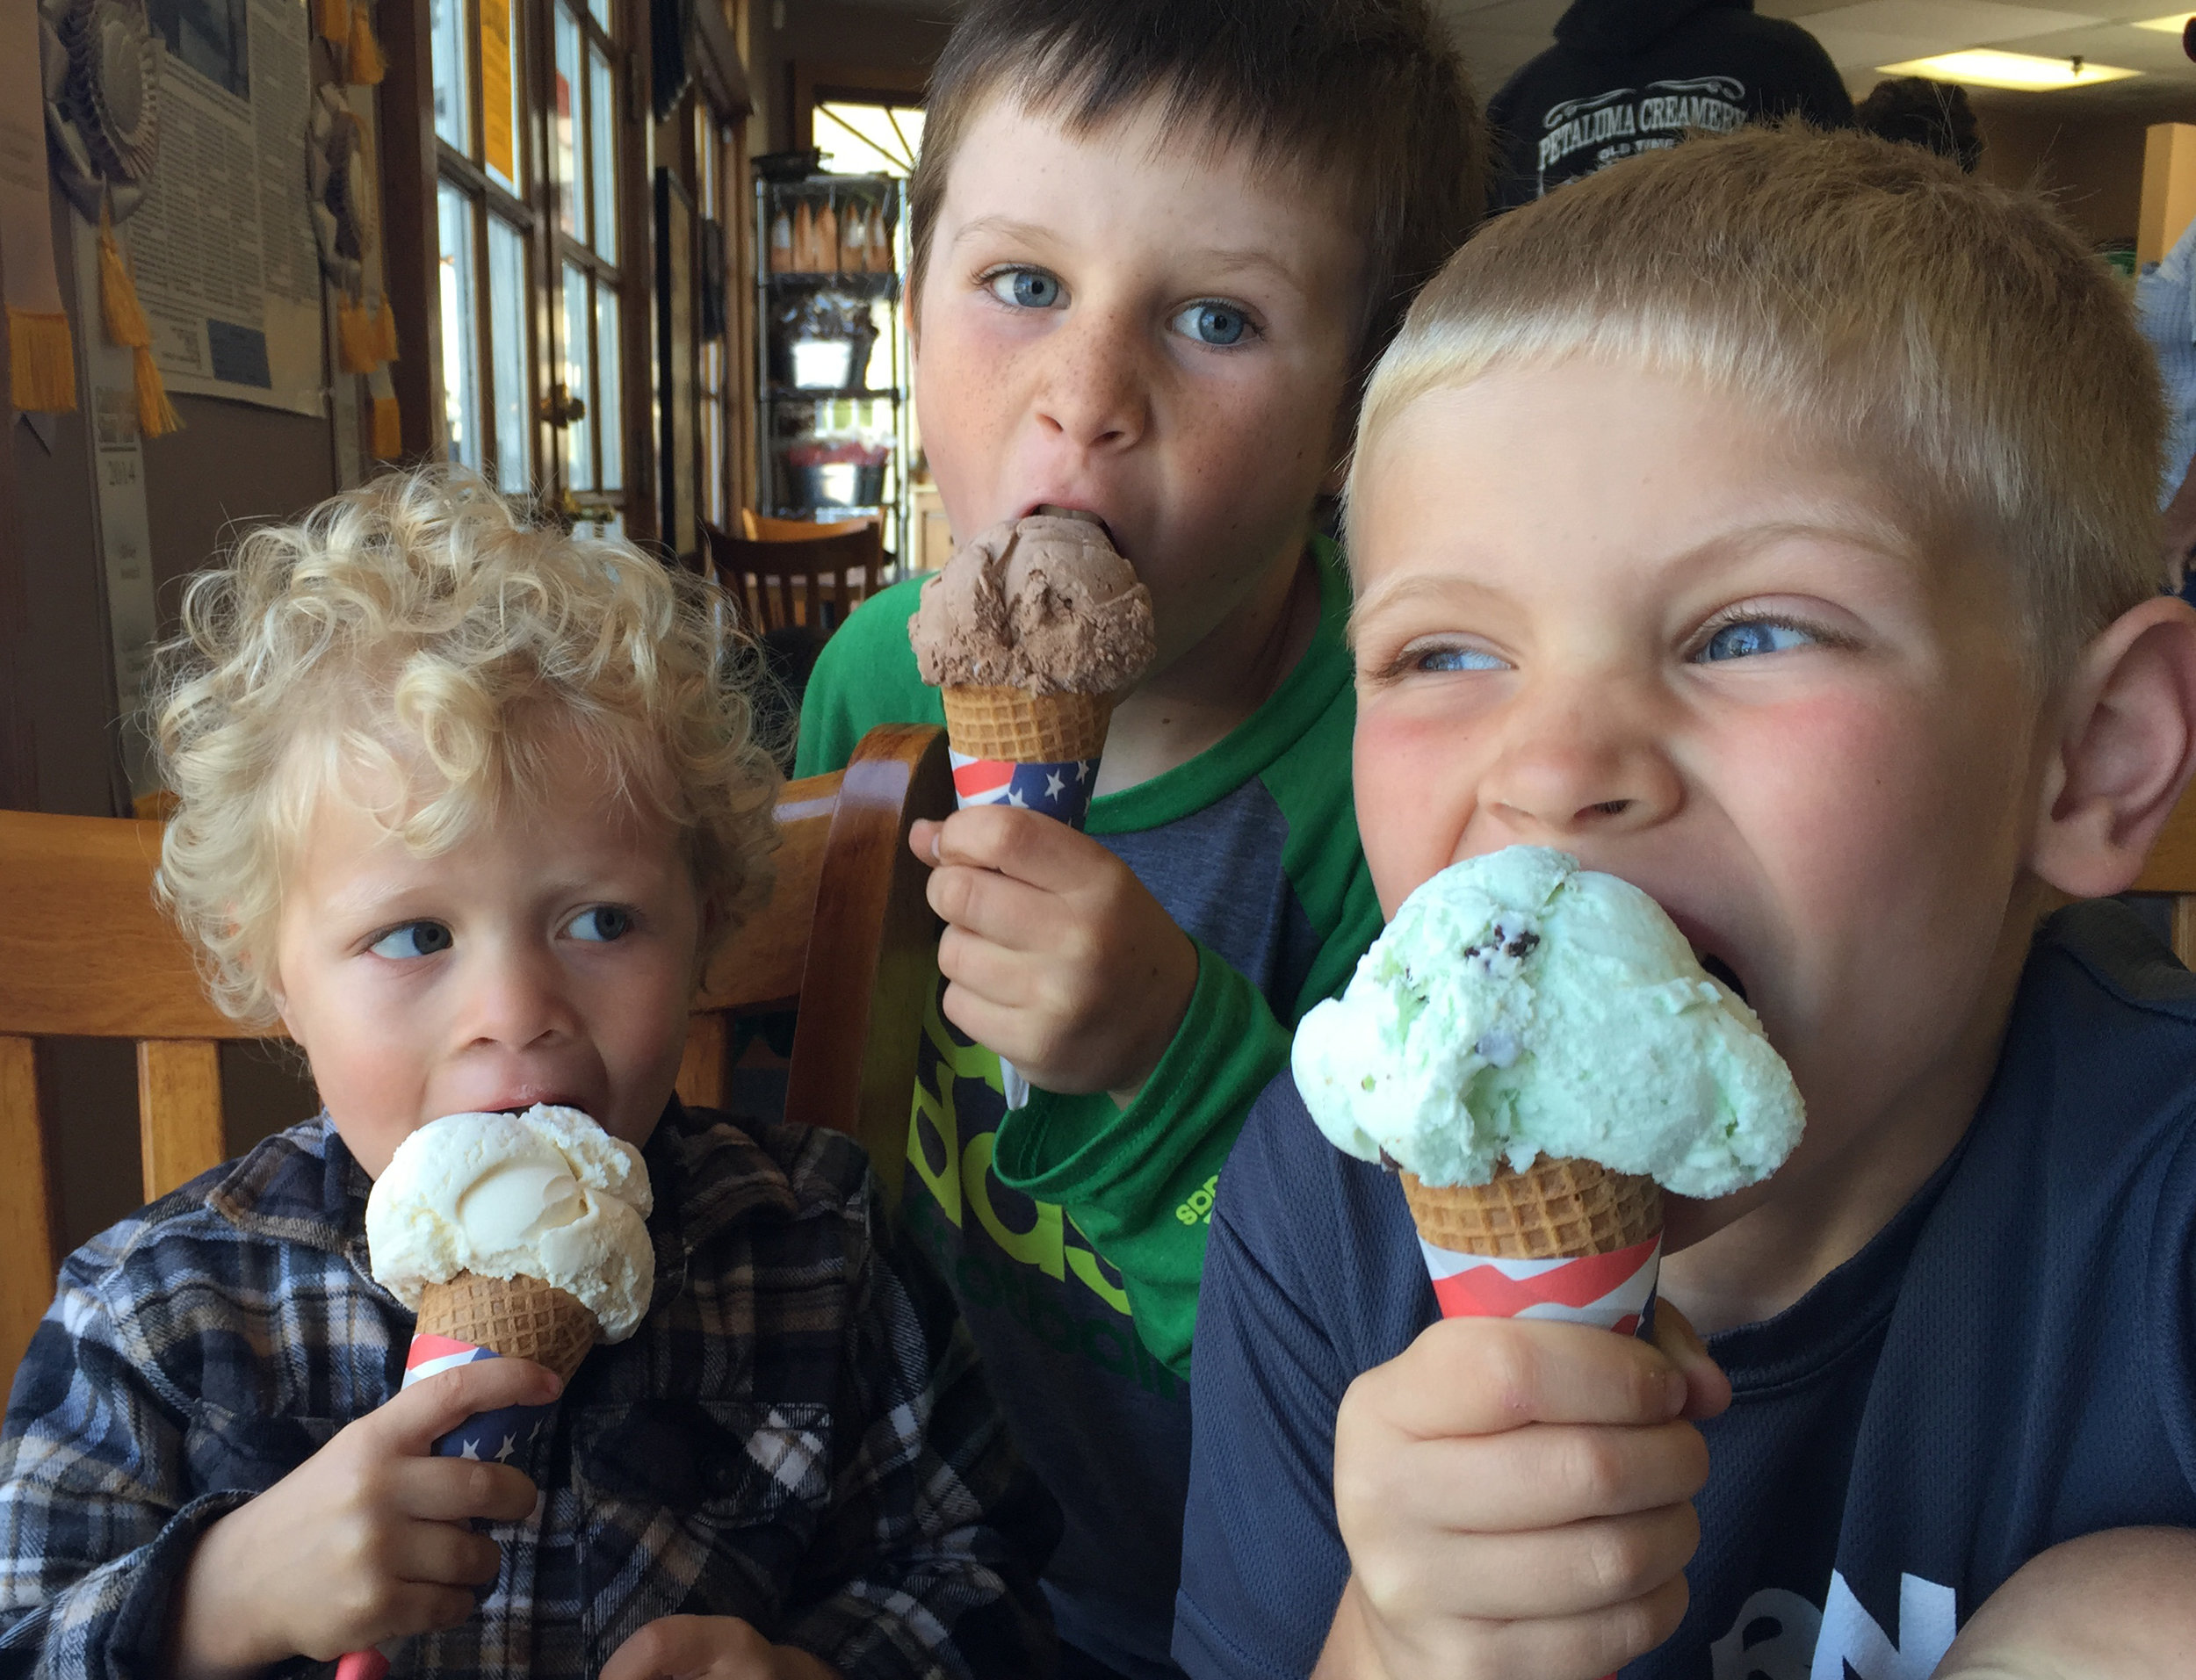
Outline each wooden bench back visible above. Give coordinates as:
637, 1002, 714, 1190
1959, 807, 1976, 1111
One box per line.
2133, 782, 2196, 965
705, 521, 885, 636
0, 723, 950, 1396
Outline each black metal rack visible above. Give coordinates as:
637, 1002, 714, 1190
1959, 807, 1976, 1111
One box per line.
752, 170, 909, 555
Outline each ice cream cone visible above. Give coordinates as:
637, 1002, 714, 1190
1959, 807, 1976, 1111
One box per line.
416, 1271, 598, 1381
941, 683, 1113, 765
1400, 1155, 1661, 1260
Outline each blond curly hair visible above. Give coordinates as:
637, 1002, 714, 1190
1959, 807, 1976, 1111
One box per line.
150, 468, 781, 1027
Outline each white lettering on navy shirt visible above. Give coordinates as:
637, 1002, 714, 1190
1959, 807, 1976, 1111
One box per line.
1711, 1572, 1956, 1680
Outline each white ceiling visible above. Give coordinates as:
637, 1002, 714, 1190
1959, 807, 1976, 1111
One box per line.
1432, 0, 2196, 112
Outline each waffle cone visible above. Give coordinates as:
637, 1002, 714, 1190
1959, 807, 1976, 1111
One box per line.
942, 684, 1112, 764
415, 1272, 598, 1381
1401, 1156, 1662, 1260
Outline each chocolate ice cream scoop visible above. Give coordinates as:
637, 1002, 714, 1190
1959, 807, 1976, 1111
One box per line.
909, 510, 1156, 696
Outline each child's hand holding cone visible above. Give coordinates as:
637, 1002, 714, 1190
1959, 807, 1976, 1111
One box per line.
167, 1356, 560, 1675
1320, 1306, 1728, 1680
911, 801, 1196, 1105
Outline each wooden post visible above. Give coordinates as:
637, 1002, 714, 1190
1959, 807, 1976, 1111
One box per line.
377, 0, 446, 461
0, 1035, 56, 1382
2139, 123, 2196, 266
137, 1039, 226, 1201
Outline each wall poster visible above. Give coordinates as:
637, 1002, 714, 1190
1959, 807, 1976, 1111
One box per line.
132, 0, 324, 414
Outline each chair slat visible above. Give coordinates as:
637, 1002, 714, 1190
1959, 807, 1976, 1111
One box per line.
784, 725, 952, 1186
138, 1039, 226, 1201
675, 1013, 731, 1111
703, 524, 888, 642
693, 779, 836, 1013
0, 1035, 54, 1377
2174, 898, 2196, 970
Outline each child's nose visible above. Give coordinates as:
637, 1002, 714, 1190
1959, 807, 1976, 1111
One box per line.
1478, 675, 1683, 841
456, 941, 577, 1049
1032, 304, 1150, 453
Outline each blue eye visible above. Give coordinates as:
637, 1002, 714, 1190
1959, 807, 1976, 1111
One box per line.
1696, 620, 1815, 663
1417, 645, 1508, 673
567, 905, 635, 942
370, 921, 453, 960
1174, 301, 1249, 346
989, 269, 1062, 309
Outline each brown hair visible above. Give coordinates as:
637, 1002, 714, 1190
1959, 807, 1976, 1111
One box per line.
1353, 124, 2165, 671
908, 0, 1485, 373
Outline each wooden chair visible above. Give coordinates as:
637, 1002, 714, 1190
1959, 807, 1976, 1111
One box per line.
2131, 781, 2196, 964
705, 519, 886, 638
740, 509, 876, 543
0, 723, 950, 1398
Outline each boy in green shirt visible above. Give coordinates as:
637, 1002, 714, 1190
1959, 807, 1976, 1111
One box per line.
795, 2, 1481, 1673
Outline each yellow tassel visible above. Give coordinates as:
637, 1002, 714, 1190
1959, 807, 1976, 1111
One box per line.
371, 393, 401, 458
7, 307, 76, 412
134, 346, 182, 436
98, 217, 149, 346
348, 4, 385, 83
370, 299, 399, 363
336, 296, 377, 372
95, 206, 180, 435
315, 0, 348, 44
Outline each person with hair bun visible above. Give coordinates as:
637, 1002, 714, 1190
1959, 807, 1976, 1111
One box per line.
0, 469, 1058, 1680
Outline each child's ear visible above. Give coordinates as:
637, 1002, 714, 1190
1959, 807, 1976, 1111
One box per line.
2030, 595, 2196, 898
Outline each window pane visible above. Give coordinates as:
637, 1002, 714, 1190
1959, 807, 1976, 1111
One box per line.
480, 0, 521, 191
563, 261, 595, 489
555, 5, 582, 242
437, 182, 482, 467
430, 0, 471, 154
596, 284, 622, 490
488, 215, 531, 493
589, 0, 610, 32
589, 46, 618, 263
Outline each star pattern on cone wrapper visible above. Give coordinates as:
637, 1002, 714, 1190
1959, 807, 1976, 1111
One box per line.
950, 751, 1098, 828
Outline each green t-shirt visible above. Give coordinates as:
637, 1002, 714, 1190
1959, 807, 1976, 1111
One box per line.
794, 538, 1377, 1677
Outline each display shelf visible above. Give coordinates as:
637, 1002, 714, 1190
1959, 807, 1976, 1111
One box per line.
763, 386, 901, 402
755, 169, 910, 555
768, 270, 901, 299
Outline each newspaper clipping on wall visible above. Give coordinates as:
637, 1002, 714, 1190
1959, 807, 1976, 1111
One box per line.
131, 0, 322, 415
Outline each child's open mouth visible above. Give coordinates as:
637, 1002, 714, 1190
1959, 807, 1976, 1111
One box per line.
1698, 950, 1749, 1003
1029, 502, 1123, 555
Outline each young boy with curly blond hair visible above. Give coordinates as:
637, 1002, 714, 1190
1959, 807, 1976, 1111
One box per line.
1181, 127, 2196, 1678
0, 471, 1057, 1680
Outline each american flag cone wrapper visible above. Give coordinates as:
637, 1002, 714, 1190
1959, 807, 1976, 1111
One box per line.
941, 684, 1112, 1109
1403, 1156, 1662, 1680
1402, 1155, 1663, 1338
333, 1275, 594, 1680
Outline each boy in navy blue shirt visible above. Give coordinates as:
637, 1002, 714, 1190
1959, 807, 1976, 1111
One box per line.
1176, 127, 2196, 1679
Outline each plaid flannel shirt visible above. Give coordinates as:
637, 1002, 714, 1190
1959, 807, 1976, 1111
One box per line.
0, 1102, 1058, 1680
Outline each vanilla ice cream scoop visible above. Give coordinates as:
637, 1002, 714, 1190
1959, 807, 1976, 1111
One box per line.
1292, 847, 1803, 1198
366, 1105, 655, 1339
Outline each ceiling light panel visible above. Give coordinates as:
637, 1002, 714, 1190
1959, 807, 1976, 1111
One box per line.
1874, 47, 2138, 89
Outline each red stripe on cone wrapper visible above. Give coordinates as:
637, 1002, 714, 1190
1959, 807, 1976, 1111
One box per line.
1419, 1232, 1661, 1333
1403, 1157, 1662, 1337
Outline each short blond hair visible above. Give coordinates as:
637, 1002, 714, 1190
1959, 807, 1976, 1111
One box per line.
151, 469, 780, 1027
1350, 125, 2166, 669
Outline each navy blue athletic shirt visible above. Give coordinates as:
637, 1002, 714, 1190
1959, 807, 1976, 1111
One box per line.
1176, 901, 2196, 1679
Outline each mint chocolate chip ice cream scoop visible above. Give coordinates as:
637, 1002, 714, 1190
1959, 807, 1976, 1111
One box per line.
1292, 846, 1802, 1198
